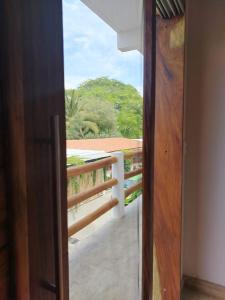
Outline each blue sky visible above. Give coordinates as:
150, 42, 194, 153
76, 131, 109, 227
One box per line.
63, 0, 143, 94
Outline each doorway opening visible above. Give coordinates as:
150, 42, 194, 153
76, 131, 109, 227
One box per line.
62, 1, 144, 299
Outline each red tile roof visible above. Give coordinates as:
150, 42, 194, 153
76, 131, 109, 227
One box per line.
67, 138, 142, 153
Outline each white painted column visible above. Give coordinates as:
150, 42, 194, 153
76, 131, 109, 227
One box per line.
111, 151, 125, 218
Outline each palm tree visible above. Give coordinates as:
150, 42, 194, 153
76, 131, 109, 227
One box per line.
65, 90, 99, 139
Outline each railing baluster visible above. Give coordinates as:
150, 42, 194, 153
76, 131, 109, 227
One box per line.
111, 152, 125, 218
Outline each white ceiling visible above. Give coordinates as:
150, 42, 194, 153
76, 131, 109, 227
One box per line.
81, 0, 143, 52
82, 0, 143, 32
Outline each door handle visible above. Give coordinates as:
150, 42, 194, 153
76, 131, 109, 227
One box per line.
52, 115, 65, 300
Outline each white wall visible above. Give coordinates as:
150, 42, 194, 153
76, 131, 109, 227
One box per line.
183, 0, 225, 286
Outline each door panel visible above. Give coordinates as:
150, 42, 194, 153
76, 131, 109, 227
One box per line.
153, 16, 185, 299
1, 0, 185, 299
1, 0, 69, 299
143, 2, 185, 298
0, 95, 10, 299
142, 1, 156, 299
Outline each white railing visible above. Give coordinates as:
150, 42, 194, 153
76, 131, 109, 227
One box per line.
67, 149, 142, 237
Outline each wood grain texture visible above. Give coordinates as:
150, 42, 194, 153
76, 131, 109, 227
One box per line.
0, 136, 10, 300
0, 30, 10, 298
142, 0, 156, 299
1, 2, 30, 298
154, 16, 185, 299
0, 248, 10, 300
153, 245, 161, 300
1, 0, 69, 299
67, 156, 117, 177
0, 174, 8, 250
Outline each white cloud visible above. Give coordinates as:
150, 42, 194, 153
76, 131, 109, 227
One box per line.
136, 85, 143, 96
64, 75, 88, 89
63, 0, 143, 91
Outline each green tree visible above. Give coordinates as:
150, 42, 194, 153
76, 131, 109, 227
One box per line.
65, 77, 143, 139
65, 88, 117, 139
77, 77, 143, 138
82, 97, 116, 136
66, 90, 100, 139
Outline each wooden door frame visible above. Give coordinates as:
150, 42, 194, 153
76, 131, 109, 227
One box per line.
142, 0, 156, 299
143, 1, 185, 299
0, 0, 158, 299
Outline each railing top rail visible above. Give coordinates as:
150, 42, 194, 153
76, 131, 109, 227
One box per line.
124, 149, 143, 160
67, 156, 117, 178
124, 168, 143, 180
68, 198, 119, 237
68, 178, 118, 209
125, 181, 143, 198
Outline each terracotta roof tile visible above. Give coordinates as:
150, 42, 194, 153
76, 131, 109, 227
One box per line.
67, 138, 142, 153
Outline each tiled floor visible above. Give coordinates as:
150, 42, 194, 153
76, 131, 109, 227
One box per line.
68, 198, 216, 300
69, 198, 142, 300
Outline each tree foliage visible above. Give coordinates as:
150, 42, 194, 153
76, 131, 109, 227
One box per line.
66, 77, 143, 139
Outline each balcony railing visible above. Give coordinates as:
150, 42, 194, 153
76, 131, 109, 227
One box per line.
67, 149, 143, 237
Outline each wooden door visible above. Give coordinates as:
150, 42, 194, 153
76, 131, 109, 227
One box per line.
143, 1, 185, 299
1, 0, 69, 299
0, 76, 10, 299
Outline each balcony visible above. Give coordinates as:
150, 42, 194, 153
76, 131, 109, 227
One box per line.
67, 149, 142, 299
